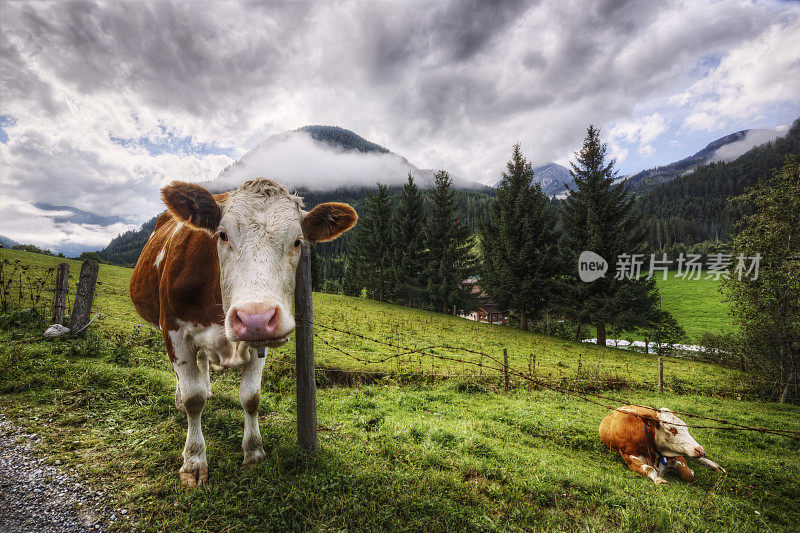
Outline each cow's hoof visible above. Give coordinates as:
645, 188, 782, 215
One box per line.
715, 466, 726, 473
244, 447, 266, 467
179, 465, 209, 488
654, 477, 669, 485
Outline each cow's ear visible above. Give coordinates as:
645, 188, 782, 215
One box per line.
161, 181, 222, 233
302, 202, 357, 243
640, 410, 662, 429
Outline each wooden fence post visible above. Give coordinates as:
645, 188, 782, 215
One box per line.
503, 348, 509, 392
51, 263, 70, 325
658, 357, 664, 393
295, 243, 317, 453
69, 260, 98, 333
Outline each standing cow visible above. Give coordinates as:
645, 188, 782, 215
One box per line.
599, 405, 726, 484
130, 178, 357, 487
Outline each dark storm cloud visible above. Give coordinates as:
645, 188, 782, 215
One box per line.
8, 0, 311, 117
1, 0, 798, 253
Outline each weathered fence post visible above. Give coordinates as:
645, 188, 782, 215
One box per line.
51, 263, 70, 325
503, 348, 509, 392
658, 357, 664, 393
69, 260, 98, 333
295, 242, 317, 453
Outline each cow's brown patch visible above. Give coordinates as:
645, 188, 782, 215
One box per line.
183, 394, 206, 417
243, 393, 260, 416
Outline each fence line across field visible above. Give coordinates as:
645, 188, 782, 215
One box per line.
4, 253, 798, 446
307, 318, 800, 440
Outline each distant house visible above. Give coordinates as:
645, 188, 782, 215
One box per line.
458, 277, 508, 325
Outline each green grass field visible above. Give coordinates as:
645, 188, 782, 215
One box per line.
1, 248, 797, 531
654, 272, 734, 341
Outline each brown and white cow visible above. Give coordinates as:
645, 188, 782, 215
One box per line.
599, 405, 726, 484
130, 178, 356, 487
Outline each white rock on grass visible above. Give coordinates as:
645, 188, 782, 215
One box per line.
43, 324, 70, 338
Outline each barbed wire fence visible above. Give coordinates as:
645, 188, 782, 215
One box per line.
2, 253, 798, 443
305, 318, 800, 441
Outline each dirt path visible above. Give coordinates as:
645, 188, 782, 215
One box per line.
0, 413, 135, 532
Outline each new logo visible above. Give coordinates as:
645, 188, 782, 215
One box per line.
578, 251, 607, 282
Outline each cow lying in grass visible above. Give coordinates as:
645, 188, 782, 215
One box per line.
130, 178, 357, 487
599, 405, 726, 484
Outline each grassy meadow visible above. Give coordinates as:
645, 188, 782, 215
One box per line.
654, 272, 734, 341
1, 248, 798, 531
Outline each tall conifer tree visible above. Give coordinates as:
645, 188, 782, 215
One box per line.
562, 125, 660, 345
424, 171, 475, 314
392, 173, 427, 306
480, 144, 560, 329
343, 183, 393, 301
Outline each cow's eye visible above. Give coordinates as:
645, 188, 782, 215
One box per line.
219, 231, 228, 242
668, 427, 678, 435
293, 239, 301, 248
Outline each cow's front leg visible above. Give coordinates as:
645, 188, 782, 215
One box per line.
696, 457, 726, 473
622, 453, 668, 484
240, 347, 266, 466
672, 456, 695, 482
172, 340, 209, 488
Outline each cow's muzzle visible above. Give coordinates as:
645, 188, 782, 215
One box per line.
228, 302, 294, 347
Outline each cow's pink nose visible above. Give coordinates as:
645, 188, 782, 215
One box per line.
230, 304, 281, 340
694, 446, 705, 457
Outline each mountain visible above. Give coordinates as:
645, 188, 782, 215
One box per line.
299, 125, 390, 154
211, 125, 484, 193
492, 162, 574, 197
0, 235, 20, 248
640, 118, 800, 248
622, 128, 786, 194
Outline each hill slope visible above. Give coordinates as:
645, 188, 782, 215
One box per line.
2, 247, 798, 532
0, 235, 19, 249
639, 118, 800, 247
623, 128, 786, 194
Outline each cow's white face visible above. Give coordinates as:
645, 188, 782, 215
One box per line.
161, 178, 357, 348
217, 181, 305, 347
652, 408, 705, 458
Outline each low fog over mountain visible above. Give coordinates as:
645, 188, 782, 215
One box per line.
710, 128, 786, 162
211, 126, 483, 192
621, 127, 788, 193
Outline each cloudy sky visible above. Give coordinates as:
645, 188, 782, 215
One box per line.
1, 0, 799, 254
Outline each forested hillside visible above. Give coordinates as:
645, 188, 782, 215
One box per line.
623, 129, 751, 194
298, 125, 390, 154
97, 216, 159, 266
639, 118, 800, 248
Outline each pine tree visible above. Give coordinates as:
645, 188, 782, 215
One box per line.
480, 144, 560, 329
561, 125, 661, 345
424, 170, 475, 314
343, 183, 393, 301
392, 173, 427, 307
